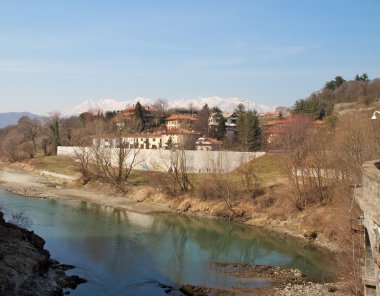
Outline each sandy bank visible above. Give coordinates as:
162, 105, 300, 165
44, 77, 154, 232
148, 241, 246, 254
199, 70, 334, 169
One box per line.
0, 166, 171, 214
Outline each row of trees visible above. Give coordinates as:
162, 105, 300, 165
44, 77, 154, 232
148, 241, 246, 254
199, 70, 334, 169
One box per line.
0, 112, 103, 162
0, 113, 64, 161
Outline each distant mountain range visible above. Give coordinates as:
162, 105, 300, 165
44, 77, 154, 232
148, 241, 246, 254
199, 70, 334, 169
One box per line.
65, 97, 276, 116
0, 112, 42, 128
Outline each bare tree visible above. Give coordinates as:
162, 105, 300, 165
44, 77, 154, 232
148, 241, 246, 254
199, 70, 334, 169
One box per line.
61, 116, 83, 146
193, 104, 210, 136
152, 98, 168, 116
206, 152, 246, 218
276, 115, 333, 209
4, 137, 22, 162
168, 148, 192, 192
331, 111, 380, 184
47, 112, 61, 155
188, 102, 197, 115
237, 155, 264, 199
75, 135, 147, 192
17, 116, 41, 154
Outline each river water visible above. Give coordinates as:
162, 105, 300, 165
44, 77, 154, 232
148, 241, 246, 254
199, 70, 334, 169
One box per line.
0, 190, 335, 295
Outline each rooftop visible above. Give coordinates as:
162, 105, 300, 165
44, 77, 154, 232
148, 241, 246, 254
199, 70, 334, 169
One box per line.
165, 114, 197, 121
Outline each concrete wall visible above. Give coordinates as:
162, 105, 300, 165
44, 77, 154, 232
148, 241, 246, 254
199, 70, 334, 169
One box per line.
58, 146, 265, 173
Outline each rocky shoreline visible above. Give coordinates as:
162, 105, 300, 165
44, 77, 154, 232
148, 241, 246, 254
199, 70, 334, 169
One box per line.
0, 211, 86, 296
4, 186, 60, 199
177, 263, 345, 296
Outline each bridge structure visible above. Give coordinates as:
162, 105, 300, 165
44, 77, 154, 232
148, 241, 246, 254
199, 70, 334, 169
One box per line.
355, 160, 380, 296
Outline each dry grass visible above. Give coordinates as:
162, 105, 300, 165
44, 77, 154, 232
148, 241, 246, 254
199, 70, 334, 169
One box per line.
26, 154, 78, 176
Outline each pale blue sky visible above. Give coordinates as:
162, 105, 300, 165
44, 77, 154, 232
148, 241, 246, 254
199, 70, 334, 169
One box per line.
0, 0, 379, 115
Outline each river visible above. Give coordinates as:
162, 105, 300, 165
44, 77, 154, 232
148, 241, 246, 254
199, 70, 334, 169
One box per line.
0, 190, 335, 295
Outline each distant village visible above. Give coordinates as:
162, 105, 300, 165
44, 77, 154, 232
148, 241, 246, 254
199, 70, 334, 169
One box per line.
89, 101, 312, 152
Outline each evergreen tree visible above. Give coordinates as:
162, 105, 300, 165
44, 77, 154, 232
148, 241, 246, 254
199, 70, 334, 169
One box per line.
324, 76, 345, 91
246, 110, 261, 151
134, 101, 145, 132
48, 113, 60, 155
293, 98, 324, 119
355, 73, 370, 82
235, 104, 261, 151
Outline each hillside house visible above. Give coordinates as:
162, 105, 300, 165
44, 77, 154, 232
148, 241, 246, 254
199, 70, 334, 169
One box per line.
225, 112, 238, 128
208, 112, 224, 127
115, 104, 155, 128
262, 119, 291, 145
165, 114, 197, 130
195, 137, 222, 151
225, 112, 239, 138
262, 118, 325, 149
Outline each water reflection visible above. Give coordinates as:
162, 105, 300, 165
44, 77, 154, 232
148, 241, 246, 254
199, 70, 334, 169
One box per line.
0, 191, 336, 296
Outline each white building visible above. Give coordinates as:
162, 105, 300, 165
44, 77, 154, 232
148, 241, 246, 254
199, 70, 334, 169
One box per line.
93, 129, 200, 150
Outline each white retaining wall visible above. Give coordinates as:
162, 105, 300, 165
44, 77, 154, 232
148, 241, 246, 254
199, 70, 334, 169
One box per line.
58, 146, 265, 173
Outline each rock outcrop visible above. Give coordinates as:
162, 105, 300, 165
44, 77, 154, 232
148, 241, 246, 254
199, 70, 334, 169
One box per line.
0, 211, 86, 296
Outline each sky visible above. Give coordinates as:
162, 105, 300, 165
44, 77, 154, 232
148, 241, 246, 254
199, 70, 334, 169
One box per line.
0, 0, 379, 115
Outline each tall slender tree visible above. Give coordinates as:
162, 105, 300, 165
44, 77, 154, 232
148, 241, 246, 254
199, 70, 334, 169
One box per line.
48, 112, 61, 155
193, 104, 210, 135
134, 101, 145, 132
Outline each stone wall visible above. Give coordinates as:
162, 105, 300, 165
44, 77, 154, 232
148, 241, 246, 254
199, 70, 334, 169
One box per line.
356, 160, 380, 295
58, 146, 265, 173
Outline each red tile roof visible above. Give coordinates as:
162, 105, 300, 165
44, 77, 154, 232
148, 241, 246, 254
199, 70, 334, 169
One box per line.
125, 105, 154, 112
165, 114, 197, 121
204, 137, 222, 143
262, 119, 291, 127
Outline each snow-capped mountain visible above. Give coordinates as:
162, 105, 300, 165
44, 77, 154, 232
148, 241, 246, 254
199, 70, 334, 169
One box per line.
65, 97, 275, 116
65, 98, 152, 116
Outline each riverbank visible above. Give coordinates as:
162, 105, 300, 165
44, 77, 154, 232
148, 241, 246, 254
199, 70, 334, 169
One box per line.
0, 210, 86, 295
0, 164, 348, 295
